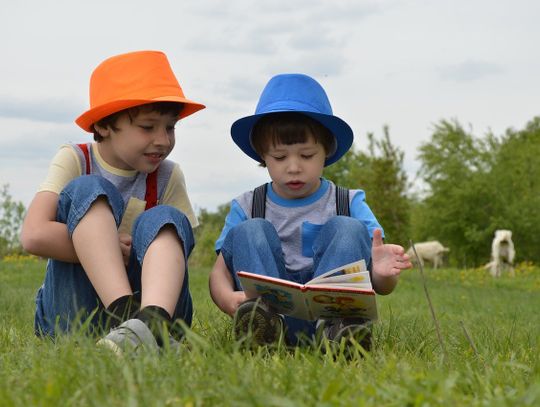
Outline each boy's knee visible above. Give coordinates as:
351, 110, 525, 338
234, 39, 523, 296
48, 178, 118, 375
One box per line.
62, 175, 123, 212
65, 175, 117, 195
134, 205, 190, 232
244, 219, 281, 256
325, 216, 368, 236
223, 218, 278, 254
58, 175, 124, 229
237, 218, 272, 233
132, 205, 194, 258
141, 204, 187, 221
233, 218, 276, 241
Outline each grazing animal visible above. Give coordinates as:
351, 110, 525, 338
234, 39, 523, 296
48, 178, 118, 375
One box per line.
406, 241, 450, 270
489, 230, 515, 277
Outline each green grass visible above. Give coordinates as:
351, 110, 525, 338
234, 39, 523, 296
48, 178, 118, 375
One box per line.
1, 258, 539, 406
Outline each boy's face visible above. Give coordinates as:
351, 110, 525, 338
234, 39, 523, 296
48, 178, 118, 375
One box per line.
95, 110, 178, 173
262, 134, 326, 200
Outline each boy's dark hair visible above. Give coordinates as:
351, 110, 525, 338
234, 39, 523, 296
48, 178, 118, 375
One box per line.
251, 112, 335, 167
92, 102, 184, 142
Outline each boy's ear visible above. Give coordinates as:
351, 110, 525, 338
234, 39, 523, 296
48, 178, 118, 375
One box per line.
93, 123, 111, 138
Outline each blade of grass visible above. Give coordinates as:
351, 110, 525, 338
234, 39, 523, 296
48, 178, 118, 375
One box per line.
409, 239, 447, 362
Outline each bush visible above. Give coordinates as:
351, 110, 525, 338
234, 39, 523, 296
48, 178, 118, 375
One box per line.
189, 204, 229, 268
0, 184, 26, 258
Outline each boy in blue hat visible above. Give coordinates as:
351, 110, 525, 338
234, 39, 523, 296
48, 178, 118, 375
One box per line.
209, 73, 412, 347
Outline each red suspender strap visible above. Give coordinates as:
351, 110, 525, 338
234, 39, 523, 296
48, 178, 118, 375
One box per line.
77, 143, 91, 175
145, 169, 158, 210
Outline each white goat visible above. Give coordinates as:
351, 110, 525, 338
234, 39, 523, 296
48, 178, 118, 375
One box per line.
406, 241, 450, 270
488, 230, 515, 277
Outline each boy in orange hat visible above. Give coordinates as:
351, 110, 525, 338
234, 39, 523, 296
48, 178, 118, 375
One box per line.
21, 50, 205, 352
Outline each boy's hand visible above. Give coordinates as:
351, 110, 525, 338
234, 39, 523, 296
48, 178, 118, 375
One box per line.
372, 228, 412, 277
119, 233, 132, 266
224, 291, 248, 317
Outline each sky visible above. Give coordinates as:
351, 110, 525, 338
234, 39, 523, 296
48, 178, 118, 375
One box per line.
1, 0, 538, 213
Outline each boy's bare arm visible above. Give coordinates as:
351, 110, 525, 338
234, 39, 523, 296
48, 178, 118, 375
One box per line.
209, 253, 247, 316
21, 191, 80, 263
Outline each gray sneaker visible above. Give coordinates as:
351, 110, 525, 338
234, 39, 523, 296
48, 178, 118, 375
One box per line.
321, 318, 373, 352
162, 334, 181, 352
97, 318, 159, 355
234, 298, 285, 346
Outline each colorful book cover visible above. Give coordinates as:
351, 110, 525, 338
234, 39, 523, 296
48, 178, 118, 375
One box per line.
237, 260, 377, 321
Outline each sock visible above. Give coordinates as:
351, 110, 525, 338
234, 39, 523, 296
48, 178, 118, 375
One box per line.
105, 294, 138, 329
136, 305, 172, 347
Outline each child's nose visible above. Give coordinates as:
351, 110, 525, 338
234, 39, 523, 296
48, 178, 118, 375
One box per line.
287, 158, 301, 173
154, 128, 172, 146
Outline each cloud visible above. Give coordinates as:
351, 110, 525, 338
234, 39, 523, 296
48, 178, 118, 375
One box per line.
439, 60, 504, 82
223, 76, 265, 104
187, 27, 278, 55
184, 1, 382, 57
264, 49, 348, 77
0, 118, 87, 162
0, 95, 83, 124
254, 0, 382, 21
287, 29, 344, 51
307, 1, 382, 23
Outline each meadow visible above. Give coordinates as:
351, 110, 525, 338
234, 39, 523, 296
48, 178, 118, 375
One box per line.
0, 257, 539, 406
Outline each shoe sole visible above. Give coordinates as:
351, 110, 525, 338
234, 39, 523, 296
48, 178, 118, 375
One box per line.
96, 338, 124, 356
235, 304, 283, 345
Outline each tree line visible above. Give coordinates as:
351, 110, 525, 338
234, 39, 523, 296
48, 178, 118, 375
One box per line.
2, 116, 539, 266
191, 116, 540, 268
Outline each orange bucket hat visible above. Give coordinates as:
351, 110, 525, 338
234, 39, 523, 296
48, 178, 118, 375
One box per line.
75, 50, 205, 132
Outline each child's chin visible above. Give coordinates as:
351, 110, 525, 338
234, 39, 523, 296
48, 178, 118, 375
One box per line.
289, 190, 310, 199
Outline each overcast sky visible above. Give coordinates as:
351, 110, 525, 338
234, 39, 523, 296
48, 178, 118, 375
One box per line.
1, 0, 538, 213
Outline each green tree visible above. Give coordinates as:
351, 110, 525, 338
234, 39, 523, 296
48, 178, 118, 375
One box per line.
483, 117, 540, 262
189, 204, 230, 268
414, 120, 492, 265
414, 119, 499, 266
324, 126, 410, 246
0, 184, 26, 257
415, 117, 540, 266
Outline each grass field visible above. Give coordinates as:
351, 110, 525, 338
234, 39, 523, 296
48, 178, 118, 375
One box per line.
1, 257, 539, 406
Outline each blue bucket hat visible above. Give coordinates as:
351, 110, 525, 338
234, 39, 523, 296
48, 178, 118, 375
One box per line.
231, 73, 354, 166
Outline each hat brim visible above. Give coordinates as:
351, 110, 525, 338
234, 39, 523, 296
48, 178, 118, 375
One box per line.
231, 111, 353, 166
75, 96, 205, 132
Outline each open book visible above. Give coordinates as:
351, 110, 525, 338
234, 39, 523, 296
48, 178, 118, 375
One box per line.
237, 259, 377, 321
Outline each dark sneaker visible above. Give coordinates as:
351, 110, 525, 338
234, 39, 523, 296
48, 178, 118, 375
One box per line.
103, 294, 139, 330
234, 298, 285, 346
321, 318, 373, 353
97, 318, 159, 355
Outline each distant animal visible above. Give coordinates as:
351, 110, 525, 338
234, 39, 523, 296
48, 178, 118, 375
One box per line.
406, 241, 450, 270
488, 230, 515, 277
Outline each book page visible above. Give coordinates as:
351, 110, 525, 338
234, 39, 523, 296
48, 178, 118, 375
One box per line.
308, 259, 367, 283
308, 270, 372, 289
